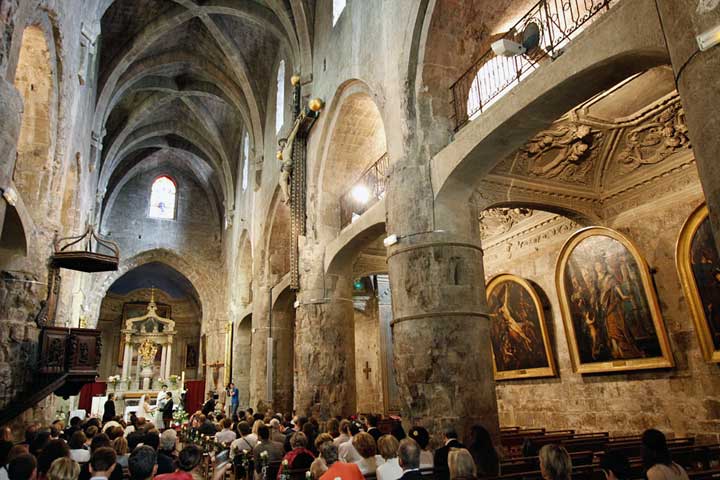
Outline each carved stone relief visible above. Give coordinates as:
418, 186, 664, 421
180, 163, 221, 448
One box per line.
479, 207, 534, 241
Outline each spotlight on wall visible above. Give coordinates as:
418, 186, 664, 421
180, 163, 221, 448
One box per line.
351, 184, 371, 204
491, 22, 540, 57
383, 234, 398, 247
491, 39, 526, 57
697, 24, 720, 51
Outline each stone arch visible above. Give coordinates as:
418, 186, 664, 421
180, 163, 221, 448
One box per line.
264, 188, 291, 285
232, 312, 253, 406
313, 80, 388, 240
86, 248, 212, 330
11, 21, 59, 225
270, 285, 295, 413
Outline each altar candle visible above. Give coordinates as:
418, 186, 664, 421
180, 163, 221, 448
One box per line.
181, 370, 185, 386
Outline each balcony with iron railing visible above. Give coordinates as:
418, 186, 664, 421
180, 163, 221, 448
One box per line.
339, 153, 389, 229
450, 0, 618, 131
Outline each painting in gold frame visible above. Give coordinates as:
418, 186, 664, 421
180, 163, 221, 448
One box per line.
676, 203, 720, 362
486, 274, 557, 380
556, 227, 674, 373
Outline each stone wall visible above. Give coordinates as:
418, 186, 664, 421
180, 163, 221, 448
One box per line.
484, 171, 720, 440
353, 294, 384, 413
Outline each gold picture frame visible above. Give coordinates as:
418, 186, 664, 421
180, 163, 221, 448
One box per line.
676, 203, 720, 362
556, 226, 674, 373
486, 274, 557, 380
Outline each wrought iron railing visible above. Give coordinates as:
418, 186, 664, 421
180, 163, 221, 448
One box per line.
450, 0, 616, 130
339, 153, 389, 229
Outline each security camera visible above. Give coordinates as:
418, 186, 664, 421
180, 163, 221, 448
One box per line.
491, 39, 527, 57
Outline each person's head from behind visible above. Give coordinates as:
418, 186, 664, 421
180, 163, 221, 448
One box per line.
449, 448, 477, 480
128, 446, 156, 480
352, 432, 376, 460
398, 438, 420, 471
314, 433, 333, 453
90, 447, 117, 478
339, 419, 351, 436
237, 421, 251, 437
443, 427, 458, 443
378, 435, 399, 461
539, 444, 571, 480
221, 418, 232, 431
290, 432, 308, 450
30, 431, 50, 457
160, 429, 177, 452
24, 425, 38, 445
112, 437, 128, 456
84, 426, 98, 441
469, 425, 493, 449
68, 431, 86, 450
348, 422, 360, 437
258, 425, 270, 441
69, 417, 81, 429
126, 432, 145, 451
8, 454, 37, 480
642, 429, 671, 469
37, 440, 70, 475
47, 457, 79, 480
366, 415, 379, 429
177, 445, 203, 473
143, 431, 160, 451
408, 427, 429, 450
107, 393, 114, 401
600, 451, 631, 480
318, 442, 338, 466
90, 433, 111, 453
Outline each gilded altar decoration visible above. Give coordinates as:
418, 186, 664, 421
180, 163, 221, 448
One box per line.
556, 227, 674, 373
486, 274, 557, 380
138, 339, 158, 368
676, 203, 720, 362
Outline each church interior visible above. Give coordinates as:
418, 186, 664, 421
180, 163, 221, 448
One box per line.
1, 0, 720, 479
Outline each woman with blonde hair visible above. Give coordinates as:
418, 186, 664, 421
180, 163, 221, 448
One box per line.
352, 432, 384, 475
47, 457, 80, 480
112, 437, 129, 468
310, 433, 333, 479
449, 448, 477, 480
376, 435, 402, 480
539, 445, 572, 480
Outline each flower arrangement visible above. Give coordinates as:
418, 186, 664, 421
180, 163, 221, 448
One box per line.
169, 374, 179, 386
173, 407, 189, 425
108, 375, 120, 386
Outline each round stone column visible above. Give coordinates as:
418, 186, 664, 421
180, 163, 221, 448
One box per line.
294, 272, 356, 419
249, 285, 271, 410
385, 161, 499, 439
656, 0, 720, 253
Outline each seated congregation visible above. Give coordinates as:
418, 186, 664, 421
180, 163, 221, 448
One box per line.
2, 407, 716, 480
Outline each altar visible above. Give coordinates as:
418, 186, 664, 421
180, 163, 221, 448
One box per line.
103, 291, 186, 422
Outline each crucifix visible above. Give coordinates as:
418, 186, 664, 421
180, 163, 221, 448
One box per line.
363, 361, 372, 380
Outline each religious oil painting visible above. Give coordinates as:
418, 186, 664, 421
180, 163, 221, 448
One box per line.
486, 274, 557, 380
556, 227, 674, 373
676, 204, 720, 362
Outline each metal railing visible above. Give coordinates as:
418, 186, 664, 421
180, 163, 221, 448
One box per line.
339, 152, 389, 229
450, 0, 616, 130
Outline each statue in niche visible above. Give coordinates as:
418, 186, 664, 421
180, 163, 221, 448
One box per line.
278, 120, 301, 205
618, 102, 689, 172
519, 123, 598, 182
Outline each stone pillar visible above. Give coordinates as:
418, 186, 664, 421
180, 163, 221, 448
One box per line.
122, 341, 131, 378
294, 272, 356, 419
160, 345, 167, 380
249, 286, 271, 410
385, 161, 499, 440
655, 0, 720, 254
0, 79, 22, 235
165, 343, 172, 378
136, 349, 142, 380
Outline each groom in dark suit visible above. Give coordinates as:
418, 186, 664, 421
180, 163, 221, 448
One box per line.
398, 438, 422, 480
161, 392, 174, 429
102, 393, 116, 423
433, 428, 465, 480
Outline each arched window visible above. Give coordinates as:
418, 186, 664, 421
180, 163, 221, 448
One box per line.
149, 176, 176, 219
275, 60, 285, 133
242, 131, 250, 191
333, 0, 346, 26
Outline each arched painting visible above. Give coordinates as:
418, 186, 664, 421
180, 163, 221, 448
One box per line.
486, 274, 557, 380
556, 227, 674, 373
676, 204, 720, 362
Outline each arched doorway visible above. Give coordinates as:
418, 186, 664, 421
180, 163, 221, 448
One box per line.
271, 287, 295, 414
233, 314, 252, 407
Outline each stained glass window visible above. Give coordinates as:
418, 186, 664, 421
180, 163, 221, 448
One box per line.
242, 132, 250, 191
149, 176, 176, 219
333, 0, 346, 26
276, 60, 285, 133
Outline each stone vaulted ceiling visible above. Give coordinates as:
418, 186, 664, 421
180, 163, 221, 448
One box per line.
95, 0, 312, 223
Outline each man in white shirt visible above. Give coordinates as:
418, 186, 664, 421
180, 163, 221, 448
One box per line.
338, 422, 362, 463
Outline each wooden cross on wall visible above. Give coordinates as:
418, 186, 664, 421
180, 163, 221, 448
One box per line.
363, 361, 372, 380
